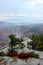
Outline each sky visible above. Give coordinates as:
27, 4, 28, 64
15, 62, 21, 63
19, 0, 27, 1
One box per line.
0, 0, 43, 24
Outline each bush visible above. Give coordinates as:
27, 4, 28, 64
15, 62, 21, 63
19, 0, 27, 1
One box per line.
18, 53, 33, 59
34, 53, 39, 58
13, 50, 18, 54
7, 52, 18, 57
31, 52, 39, 58
39, 46, 43, 51
0, 51, 6, 56
7, 49, 18, 57
31, 51, 34, 54
35, 47, 40, 51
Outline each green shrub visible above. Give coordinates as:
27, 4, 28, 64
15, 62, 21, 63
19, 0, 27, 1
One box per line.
35, 47, 40, 51
40, 46, 43, 51
13, 50, 17, 54
0, 51, 6, 56
34, 53, 39, 58
31, 52, 39, 58
31, 51, 35, 54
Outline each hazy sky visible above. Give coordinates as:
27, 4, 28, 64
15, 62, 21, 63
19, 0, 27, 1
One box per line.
0, 0, 43, 24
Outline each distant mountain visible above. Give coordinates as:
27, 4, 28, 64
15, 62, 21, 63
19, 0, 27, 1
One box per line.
0, 21, 16, 30
0, 21, 43, 41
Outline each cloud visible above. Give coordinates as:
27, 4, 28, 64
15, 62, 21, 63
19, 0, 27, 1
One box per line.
0, 16, 8, 21
0, 13, 15, 20
25, 0, 43, 8
0, 0, 43, 24
0, 13, 28, 21
26, 1, 37, 7
15, 13, 28, 17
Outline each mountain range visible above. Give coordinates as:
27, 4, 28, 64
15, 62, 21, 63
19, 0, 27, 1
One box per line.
0, 21, 43, 41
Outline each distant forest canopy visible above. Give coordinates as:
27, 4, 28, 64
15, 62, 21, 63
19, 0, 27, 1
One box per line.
29, 34, 43, 51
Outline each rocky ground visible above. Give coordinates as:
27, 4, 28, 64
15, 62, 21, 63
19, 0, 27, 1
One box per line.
0, 57, 43, 65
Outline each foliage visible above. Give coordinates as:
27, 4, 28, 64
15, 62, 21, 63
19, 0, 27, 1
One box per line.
0, 51, 6, 56
30, 34, 43, 51
31, 52, 39, 58
18, 52, 39, 59
19, 43, 25, 49
39, 46, 43, 51
18, 53, 33, 59
33, 53, 39, 58
8, 34, 25, 53
7, 52, 18, 57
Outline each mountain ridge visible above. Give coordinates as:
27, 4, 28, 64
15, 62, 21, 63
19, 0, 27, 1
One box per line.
0, 21, 43, 41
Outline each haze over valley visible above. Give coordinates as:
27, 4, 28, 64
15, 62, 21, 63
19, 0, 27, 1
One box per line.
0, 21, 43, 42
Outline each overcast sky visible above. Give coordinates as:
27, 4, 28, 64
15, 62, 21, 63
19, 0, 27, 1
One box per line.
0, 0, 43, 24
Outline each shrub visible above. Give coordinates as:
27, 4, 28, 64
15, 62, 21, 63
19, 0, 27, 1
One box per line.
7, 52, 18, 57
30, 52, 39, 58
18, 53, 33, 59
0, 51, 6, 56
39, 46, 43, 51
13, 50, 18, 54
34, 53, 39, 58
